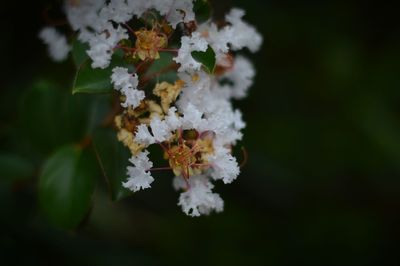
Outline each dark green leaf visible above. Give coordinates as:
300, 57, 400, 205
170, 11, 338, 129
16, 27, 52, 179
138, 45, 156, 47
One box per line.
39, 145, 97, 229
0, 153, 34, 181
191, 46, 216, 74
19, 81, 110, 155
72, 49, 134, 94
146, 52, 178, 84
72, 39, 90, 67
193, 0, 212, 23
19, 81, 87, 154
93, 128, 132, 201
84, 95, 112, 134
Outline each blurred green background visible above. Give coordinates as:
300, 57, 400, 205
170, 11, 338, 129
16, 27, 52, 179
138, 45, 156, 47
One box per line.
1, 0, 400, 265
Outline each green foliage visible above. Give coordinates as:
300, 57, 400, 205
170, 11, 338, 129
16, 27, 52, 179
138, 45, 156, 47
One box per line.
72, 39, 90, 66
16, 80, 114, 228
191, 46, 216, 74
146, 52, 178, 84
93, 128, 132, 201
39, 145, 97, 229
19, 80, 111, 155
19, 81, 87, 154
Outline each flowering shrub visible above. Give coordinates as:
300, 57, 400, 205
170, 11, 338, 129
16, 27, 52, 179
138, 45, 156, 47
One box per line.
39, 0, 262, 220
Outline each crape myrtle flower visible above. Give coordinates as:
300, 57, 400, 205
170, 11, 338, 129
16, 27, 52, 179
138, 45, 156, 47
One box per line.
39, 27, 71, 62
39, 0, 262, 217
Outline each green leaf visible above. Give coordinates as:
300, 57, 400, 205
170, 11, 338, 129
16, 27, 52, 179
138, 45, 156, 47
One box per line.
39, 145, 97, 229
19, 81, 87, 154
19, 81, 110, 155
84, 94, 112, 134
72, 39, 90, 67
72, 62, 115, 94
72, 41, 134, 94
0, 153, 34, 181
193, 0, 212, 23
93, 128, 132, 201
146, 52, 178, 84
191, 46, 216, 74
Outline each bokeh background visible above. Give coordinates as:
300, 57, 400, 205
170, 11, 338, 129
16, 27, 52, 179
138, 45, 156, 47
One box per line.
1, 0, 400, 265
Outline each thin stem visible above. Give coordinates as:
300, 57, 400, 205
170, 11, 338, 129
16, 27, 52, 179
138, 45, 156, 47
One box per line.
92, 142, 113, 198
158, 142, 172, 157
114, 45, 136, 52
124, 23, 136, 36
178, 128, 184, 145
158, 48, 179, 53
148, 166, 172, 172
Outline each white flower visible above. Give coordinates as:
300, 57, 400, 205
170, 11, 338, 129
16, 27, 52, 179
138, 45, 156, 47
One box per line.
135, 115, 173, 145
174, 175, 224, 217
208, 146, 240, 184
197, 23, 231, 60
111, 67, 135, 89
162, 0, 195, 29
221, 56, 255, 99
41, 0, 263, 217
181, 103, 204, 130
121, 87, 145, 109
65, 0, 107, 32
233, 110, 246, 131
165, 107, 182, 131
111, 67, 144, 108
39, 27, 71, 62
150, 115, 172, 142
125, 0, 195, 28
174, 32, 209, 72
87, 24, 128, 69
135, 124, 155, 146
123, 150, 154, 192
99, 0, 133, 23
224, 8, 263, 53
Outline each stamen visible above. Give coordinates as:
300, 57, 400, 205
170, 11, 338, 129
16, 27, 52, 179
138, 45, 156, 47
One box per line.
123, 23, 136, 36
148, 166, 173, 172
158, 142, 172, 157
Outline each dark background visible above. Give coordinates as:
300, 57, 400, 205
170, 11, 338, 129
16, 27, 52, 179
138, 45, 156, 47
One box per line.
1, 0, 400, 265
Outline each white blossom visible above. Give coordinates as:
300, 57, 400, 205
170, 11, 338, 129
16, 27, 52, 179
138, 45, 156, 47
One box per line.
221, 56, 256, 99
111, 67, 144, 108
65, 0, 106, 33
150, 115, 172, 142
39, 27, 71, 62
121, 87, 145, 109
99, 0, 133, 23
165, 107, 182, 131
208, 146, 240, 184
40, 0, 262, 217
123, 150, 154, 192
174, 175, 224, 217
162, 0, 195, 29
135, 124, 156, 146
181, 103, 204, 130
87, 24, 128, 69
224, 8, 263, 53
174, 32, 209, 72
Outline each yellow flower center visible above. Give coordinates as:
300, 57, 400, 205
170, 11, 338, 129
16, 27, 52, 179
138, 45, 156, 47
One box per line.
134, 29, 167, 61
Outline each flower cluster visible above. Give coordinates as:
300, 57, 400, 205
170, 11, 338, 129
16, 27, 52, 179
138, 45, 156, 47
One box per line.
39, 0, 262, 217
